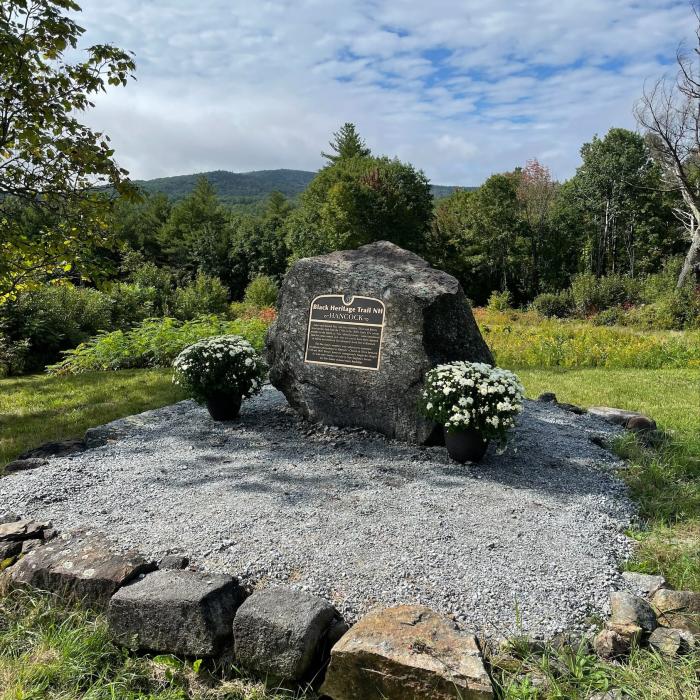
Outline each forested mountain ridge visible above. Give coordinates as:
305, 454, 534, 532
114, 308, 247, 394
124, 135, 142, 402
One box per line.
134, 169, 462, 203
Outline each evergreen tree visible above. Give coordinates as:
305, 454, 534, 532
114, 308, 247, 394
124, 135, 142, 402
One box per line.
157, 177, 228, 279
321, 123, 371, 164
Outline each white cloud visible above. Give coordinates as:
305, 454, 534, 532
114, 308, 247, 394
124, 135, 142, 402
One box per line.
73, 0, 694, 185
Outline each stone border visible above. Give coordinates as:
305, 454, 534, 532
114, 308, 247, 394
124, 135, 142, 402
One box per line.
2, 516, 698, 699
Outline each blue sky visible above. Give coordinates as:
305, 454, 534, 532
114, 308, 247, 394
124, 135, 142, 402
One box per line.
75, 0, 694, 185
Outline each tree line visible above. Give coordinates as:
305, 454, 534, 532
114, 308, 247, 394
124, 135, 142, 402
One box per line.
1, 1, 698, 340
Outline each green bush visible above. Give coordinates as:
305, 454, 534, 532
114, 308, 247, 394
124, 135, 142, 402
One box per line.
0, 335, 29, 377
531, 290, 574, 318
1, 284, 114, 373
169, 273, 229, 320
486, 289, 512, 312
108, 282, 160, 328
592, 306, 626, 326
571, 272, 641, 314
243, 275, 279, 308
123, 258, 176, 316
47, 315, 270, 375
625, 289, 700, 331
640, 257, 682, 303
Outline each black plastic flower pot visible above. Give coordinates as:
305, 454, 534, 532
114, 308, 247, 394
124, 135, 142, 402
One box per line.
205, 393, 243, 421
444, 428, 489, 463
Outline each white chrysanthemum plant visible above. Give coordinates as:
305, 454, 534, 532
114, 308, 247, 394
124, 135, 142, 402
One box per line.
172, 335, 266, 405
419, 361, 524, 444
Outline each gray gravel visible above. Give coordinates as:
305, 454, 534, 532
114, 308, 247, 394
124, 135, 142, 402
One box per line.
1, 386, 635, 639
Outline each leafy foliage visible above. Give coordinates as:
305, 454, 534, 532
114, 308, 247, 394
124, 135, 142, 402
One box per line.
477, 308, 700, 369
0, 0, 137, 298
285, 155, 433, 259
169, 273, 229, 321
531, 291, 574, 318
227, 193, 292, 293
47, 315, 269, 374
243, 275, 279, 308
157, 177, 229, 279
1, 283, 113, 372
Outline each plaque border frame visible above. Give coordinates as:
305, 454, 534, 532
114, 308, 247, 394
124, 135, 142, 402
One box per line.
304, 293, 386, 371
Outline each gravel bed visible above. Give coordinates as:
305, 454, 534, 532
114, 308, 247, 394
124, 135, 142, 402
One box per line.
1, 386, 636, 639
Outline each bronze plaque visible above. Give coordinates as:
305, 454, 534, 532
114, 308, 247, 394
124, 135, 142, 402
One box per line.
304, 294, 386, 370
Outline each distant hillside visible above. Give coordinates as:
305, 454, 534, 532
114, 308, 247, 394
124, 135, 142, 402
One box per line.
135, 169, 467, 204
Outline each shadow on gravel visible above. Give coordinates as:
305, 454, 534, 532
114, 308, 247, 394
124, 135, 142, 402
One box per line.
131, 399, 625, 510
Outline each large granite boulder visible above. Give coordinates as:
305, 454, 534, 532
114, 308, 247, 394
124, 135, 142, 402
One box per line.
320, 605, 493, 699
109, 570, 244, 656
266, 241, 493, 443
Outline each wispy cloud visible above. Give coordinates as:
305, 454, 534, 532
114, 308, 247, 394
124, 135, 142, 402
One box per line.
75, 0, 694, 185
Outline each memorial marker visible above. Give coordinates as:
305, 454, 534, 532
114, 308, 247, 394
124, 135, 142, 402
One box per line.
266, 241, 494, 442
304, 294, 385, 370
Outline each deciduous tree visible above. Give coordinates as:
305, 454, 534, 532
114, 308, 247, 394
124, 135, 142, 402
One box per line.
285, 156, 432, 259
635, 2, 700, 286
0, 0, 136, 298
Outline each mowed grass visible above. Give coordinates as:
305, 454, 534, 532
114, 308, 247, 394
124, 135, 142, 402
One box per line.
0, 369, 183, 472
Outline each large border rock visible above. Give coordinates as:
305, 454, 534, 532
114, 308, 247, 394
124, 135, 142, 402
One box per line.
652, 589, 700, 634
109, 569, 244, 656
320, 605, 493, 700
10, 530, 155, 608
266, 241, 493, 443
609, 591, 657, 633
233, 587, 344, 683
0, 519, 48, 541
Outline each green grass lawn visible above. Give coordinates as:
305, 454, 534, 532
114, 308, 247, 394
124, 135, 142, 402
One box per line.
516, 368, 700, 439
0, 369, 183, 472
0, 366, 698, 699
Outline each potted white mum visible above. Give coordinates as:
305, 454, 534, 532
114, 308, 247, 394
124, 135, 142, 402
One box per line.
173, 335, 267, 421
419, 361, 524, 462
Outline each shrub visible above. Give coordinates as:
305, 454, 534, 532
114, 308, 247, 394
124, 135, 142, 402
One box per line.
0, 284, 113, 373
0, 335, 29, 378
47, 315, 270, 375
487, 289, 512, 312
571, 272, 642, 314
126, 259, 173, 295
571, 273, 641, 314
625, 289, 700, 331
592, 306, 626, 326
243, 275, 279, 308
532, 291, 574, 318
108, 282, 160, 329
173, 335, 266, 403
419, 361, 524, 443
169, 273, 229, 320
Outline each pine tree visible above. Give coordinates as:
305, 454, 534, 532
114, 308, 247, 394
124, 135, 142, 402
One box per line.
321, 123, 371, 164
